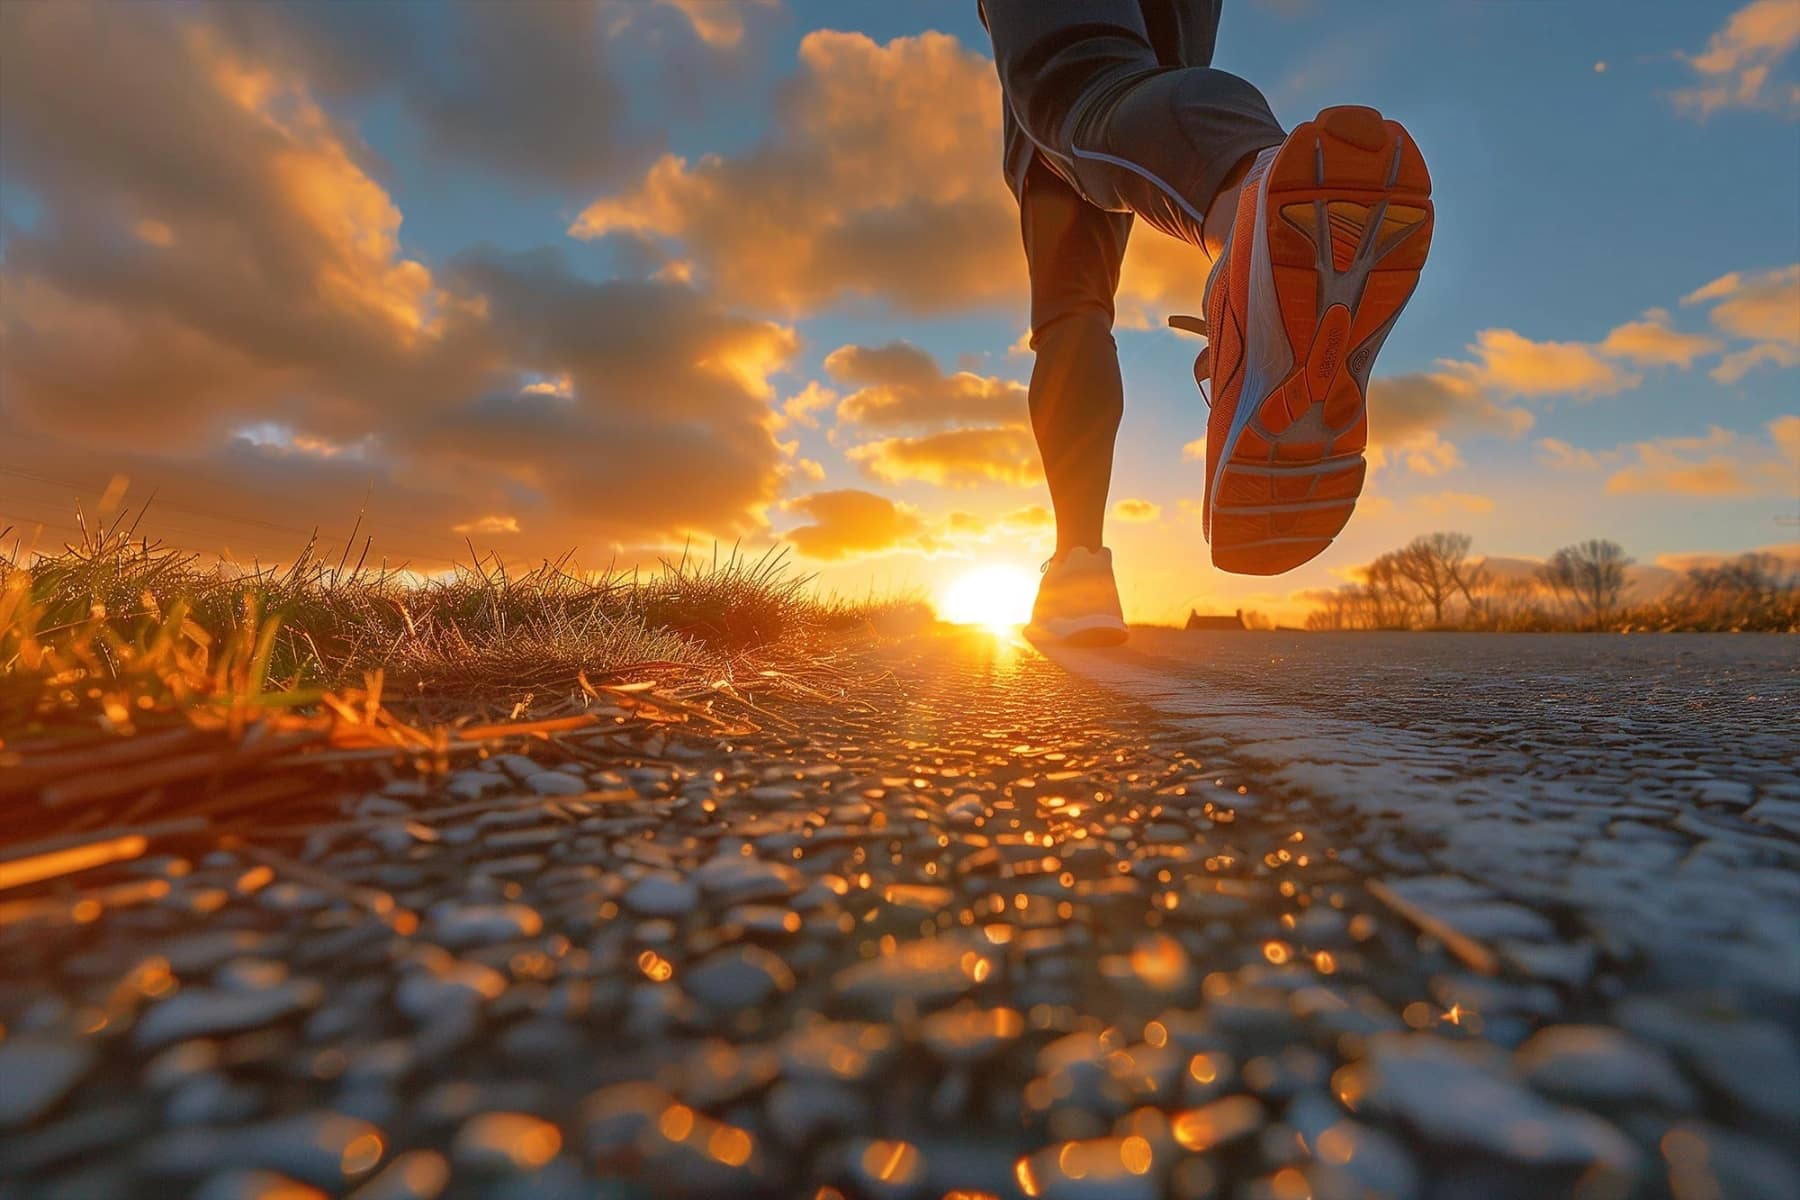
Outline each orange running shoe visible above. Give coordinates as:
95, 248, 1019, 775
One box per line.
1192, 106, 1434, 575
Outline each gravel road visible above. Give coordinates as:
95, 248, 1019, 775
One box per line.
2, 629, 1795, 1200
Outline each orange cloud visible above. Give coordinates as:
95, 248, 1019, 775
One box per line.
945, 504, 1054, 536
1535, 437, 1617, 471
776, 382, 837, 430
570, 30, 1022, 315
1112, 498, 1163, 523
827, 342, 1027, 428
1605, 417, 1800, 497
782, 489, 926, 560
1681, 263, 1800, 382
566, 28, 1227, 325
453, 515, 522, 536
652, 0, 778, 49
847, 425, 1043, 487
1596, 314, 1723, 367
0, 3, 802, 557
1674, 0, 1800, 117
1444, 329, 1641, 397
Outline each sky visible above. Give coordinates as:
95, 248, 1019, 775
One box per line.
1, 0, 1796, 624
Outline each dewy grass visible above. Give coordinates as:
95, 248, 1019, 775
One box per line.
0, 511, 930, 731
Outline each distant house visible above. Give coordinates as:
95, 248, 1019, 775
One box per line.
1185, 608, 1248, 631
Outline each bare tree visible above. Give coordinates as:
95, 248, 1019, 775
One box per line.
1363, 552, 1422, 629
1667, 552, 1800, 629
1393, 532, 1476, 627
1484, 576, 1547, 630
1304, 586, 1365, 630
1539, 539, 1632, 628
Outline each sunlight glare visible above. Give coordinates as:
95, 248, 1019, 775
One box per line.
938, 565, 1037, 632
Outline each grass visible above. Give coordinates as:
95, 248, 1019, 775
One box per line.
2, 509, 929, 724
0, 510, 929, 857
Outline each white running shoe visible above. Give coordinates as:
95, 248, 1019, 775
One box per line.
1024, 547, 1129, 646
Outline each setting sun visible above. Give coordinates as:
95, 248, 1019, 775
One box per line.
938, 565, 1038, 631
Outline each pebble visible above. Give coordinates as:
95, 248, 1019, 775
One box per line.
426, 902, 544, 949
1013, 1136, 1161, 1200
1496, 939, 1596, 988
1617, 996, 1800, 1126
134, 981, 324, 1050
525, 772, 587, 797
394, 958, 506, 1022
765, 1079, 866, 1145
945, 795, 986, 825
622, 872, 699, 918
1514, 1024, 1695, 1110
840, 1138, 928, 1199
166, 1072, 264, 1125
919, 1005, 1025, 1064
1343, 1033, 1639, 1171
779, 1022, 898, 1084
0, 1034, 95, 1127
452, 1112, 563, 1173
682, 945, 796, 1011
144, 1111, 386, 1188
491, 755, 542, 781
694, 852, 802, 903
191, 1170, 326, 1200
340, 1150, 450, 1200
1660, 1120, 1800, 1200
157, 930, 273, 975
831, 939, 991, 1016
1285, 1093, 1419, 1200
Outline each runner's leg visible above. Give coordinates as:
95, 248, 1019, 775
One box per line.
1020, 157, 1131, 556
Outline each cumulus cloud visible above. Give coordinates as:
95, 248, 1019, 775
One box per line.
453, 515, 522, 536
1359, 371, 1529, 479
827, 341, 1027, 428
1605, 417, 1800, 497
1680, 263, 1800, 382
1369, 372, 1534, 439
567, 27, 1225, 323
782, 489, 926, 560
1434, 305, 1731, 400
1673, 0, 1800, 117
0, 4, 799, 559
203, 0, 777, 191
1112, 498, 1162, 523
652, 0, 779, 50
1442, 329, 1642, 397
847, 425, 1043, 488
1535, 437, 1617, 471
776, 382, 838, 430
947, 505, 1054, 535
1596, 313, 1723, 367
570, 30, 1021, 314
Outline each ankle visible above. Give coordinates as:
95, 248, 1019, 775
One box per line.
1203, 151, 1258, 257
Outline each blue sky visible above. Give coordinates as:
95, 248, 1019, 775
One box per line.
2, 0, 1795, 620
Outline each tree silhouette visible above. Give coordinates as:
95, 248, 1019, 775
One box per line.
1539, 539, 1632, 628
1393, 532, 1485, 627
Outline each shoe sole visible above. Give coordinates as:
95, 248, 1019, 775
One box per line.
1209, 106, 1433, 575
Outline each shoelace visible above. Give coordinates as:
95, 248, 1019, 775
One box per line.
1167, 312, 1212, 408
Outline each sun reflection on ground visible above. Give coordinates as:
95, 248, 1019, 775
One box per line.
938, 565, 1037, 632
